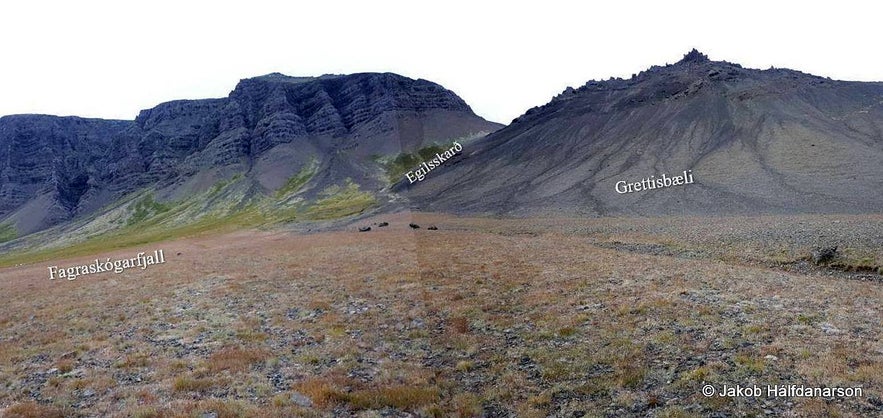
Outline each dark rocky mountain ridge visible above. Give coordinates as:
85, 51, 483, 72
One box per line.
404, 50, 883, 216
0, 72, 500, 237
4, 50, 880, 245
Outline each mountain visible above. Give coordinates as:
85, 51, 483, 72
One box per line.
403, 49, 883, 216
0, 72, 501, 239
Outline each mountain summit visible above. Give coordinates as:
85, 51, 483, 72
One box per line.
0, 72, 500, 238
404, 51, 883, 216
678, 48, 710, 63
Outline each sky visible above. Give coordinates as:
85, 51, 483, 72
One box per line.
1, 1, 881, 124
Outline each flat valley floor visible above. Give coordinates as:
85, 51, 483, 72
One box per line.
1, 213, 881, 417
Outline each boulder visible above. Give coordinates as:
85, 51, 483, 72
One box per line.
811, 245, 838, 265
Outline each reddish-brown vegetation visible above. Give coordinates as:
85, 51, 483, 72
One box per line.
0, 212, 880, 416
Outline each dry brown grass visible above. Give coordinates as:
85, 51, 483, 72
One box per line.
206, 346, 271, 373
55, 358, 74, 374
452, 392, 483, 417
2, 402, 64, 418
0, 212, 879, 416
172, 375, 215, 393
449, 316, 470, 334
345, 385, 440, 410
292, 378, 347, 408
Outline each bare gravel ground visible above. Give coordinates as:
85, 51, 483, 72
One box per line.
0, 212, 880, 417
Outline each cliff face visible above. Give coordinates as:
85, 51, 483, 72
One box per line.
404, 50, 883, 216
0, 116, 137, 230
0, 72, 500, 235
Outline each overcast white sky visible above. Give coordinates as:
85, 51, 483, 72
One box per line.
1, 0, 881, 124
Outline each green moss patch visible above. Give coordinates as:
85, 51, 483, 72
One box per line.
127, 193, 173, 226
0, 169, 379, 267
303, 180, 377, 220
275, 161, 317, 198
0, 222, 17, 244
375, 144, 450, 182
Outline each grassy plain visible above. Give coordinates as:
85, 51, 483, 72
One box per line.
0, 213, 880, 417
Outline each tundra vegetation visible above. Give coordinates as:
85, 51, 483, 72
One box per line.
0, 213, 879, 416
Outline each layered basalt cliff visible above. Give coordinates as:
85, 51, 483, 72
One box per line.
0, 72, 499, 236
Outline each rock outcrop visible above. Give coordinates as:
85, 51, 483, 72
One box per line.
0, 72, 501, 235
